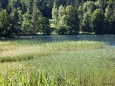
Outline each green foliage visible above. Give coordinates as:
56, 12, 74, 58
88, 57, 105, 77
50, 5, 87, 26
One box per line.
1, 0, 115, 37
92, 9, 105, 34
65, 6, 79, 34
52, 3, 58, 27
0, 0, 8, 8
21, 12, 33, 34
32, 2, 42, 34
78, 1, 115, 34
53, 5, 79, 35
38, 17, 51, 35
104, 4, 115, 34
36, 0, 52, 18
0, 9, 10, 37
79, 1, 95, 32
58, 25, 68, 35
9, 8, 21, 37
81, 10, 92, 32
0, 8, 21, 38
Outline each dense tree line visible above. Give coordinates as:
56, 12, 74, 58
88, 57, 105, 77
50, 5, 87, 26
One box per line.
0, 0, 115, 37
52, 0, 115, 34
0, 0, 51, 37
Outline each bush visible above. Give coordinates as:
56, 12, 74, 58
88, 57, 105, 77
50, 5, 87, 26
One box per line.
58, 26, 68, 35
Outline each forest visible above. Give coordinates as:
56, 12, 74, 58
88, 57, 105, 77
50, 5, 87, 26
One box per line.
0, 0, 115, 37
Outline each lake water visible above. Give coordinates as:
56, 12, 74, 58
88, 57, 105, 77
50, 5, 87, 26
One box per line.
20, 35, 115, 46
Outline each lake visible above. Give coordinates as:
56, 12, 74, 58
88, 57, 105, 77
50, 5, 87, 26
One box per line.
20, 35, 115, 46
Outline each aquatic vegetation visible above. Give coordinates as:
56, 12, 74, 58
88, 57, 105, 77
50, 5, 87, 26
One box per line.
0, 40, 115, 86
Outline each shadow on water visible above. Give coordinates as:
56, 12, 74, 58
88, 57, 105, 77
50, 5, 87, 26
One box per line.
19, 35, 115, 46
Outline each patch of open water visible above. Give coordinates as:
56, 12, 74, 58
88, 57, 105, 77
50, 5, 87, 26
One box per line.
20, 35, 115, 46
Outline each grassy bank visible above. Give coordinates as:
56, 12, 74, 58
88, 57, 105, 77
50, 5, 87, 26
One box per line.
0, 41, 105, 62
0, 40, 115, 85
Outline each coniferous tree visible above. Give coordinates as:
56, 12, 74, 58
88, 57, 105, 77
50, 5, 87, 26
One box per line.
21, 12, 32, 34
0, 9, 10, 37
92, 9, 105, 34
65, 6, 79, 34
110, 2, 115, 34
104, 5, 113, 34
32, 1, 42, 34
10, 8, 21, 37
52, 3, 58, 27
81, 10, 92, 32
79, 1, 95, 32
56, 5, 68, 34
38, 17, 51, 35
0, 0, 8, 8
58, 5, 65, 27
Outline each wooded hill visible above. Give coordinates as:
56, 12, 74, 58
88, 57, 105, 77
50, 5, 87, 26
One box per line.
0, 0, 115, 37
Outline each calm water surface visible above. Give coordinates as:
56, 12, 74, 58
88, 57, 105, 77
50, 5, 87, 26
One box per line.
20, 35, 115, 46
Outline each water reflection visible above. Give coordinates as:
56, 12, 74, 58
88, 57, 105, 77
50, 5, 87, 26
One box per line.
20, 35, 115, 46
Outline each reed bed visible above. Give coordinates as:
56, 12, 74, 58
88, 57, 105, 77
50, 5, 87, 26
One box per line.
0, 41, 106, 62
0, 64, 115, 86
44, 41, 105, 51
0, 41, 54, 62
0, 40, 115, 86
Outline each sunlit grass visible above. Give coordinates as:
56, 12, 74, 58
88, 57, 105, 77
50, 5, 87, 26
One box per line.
0, 41, 54, 62
0, 40, 115, 86
0, 59, 115, 86
0, 41, 106, 62
44, 41, 105, 51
